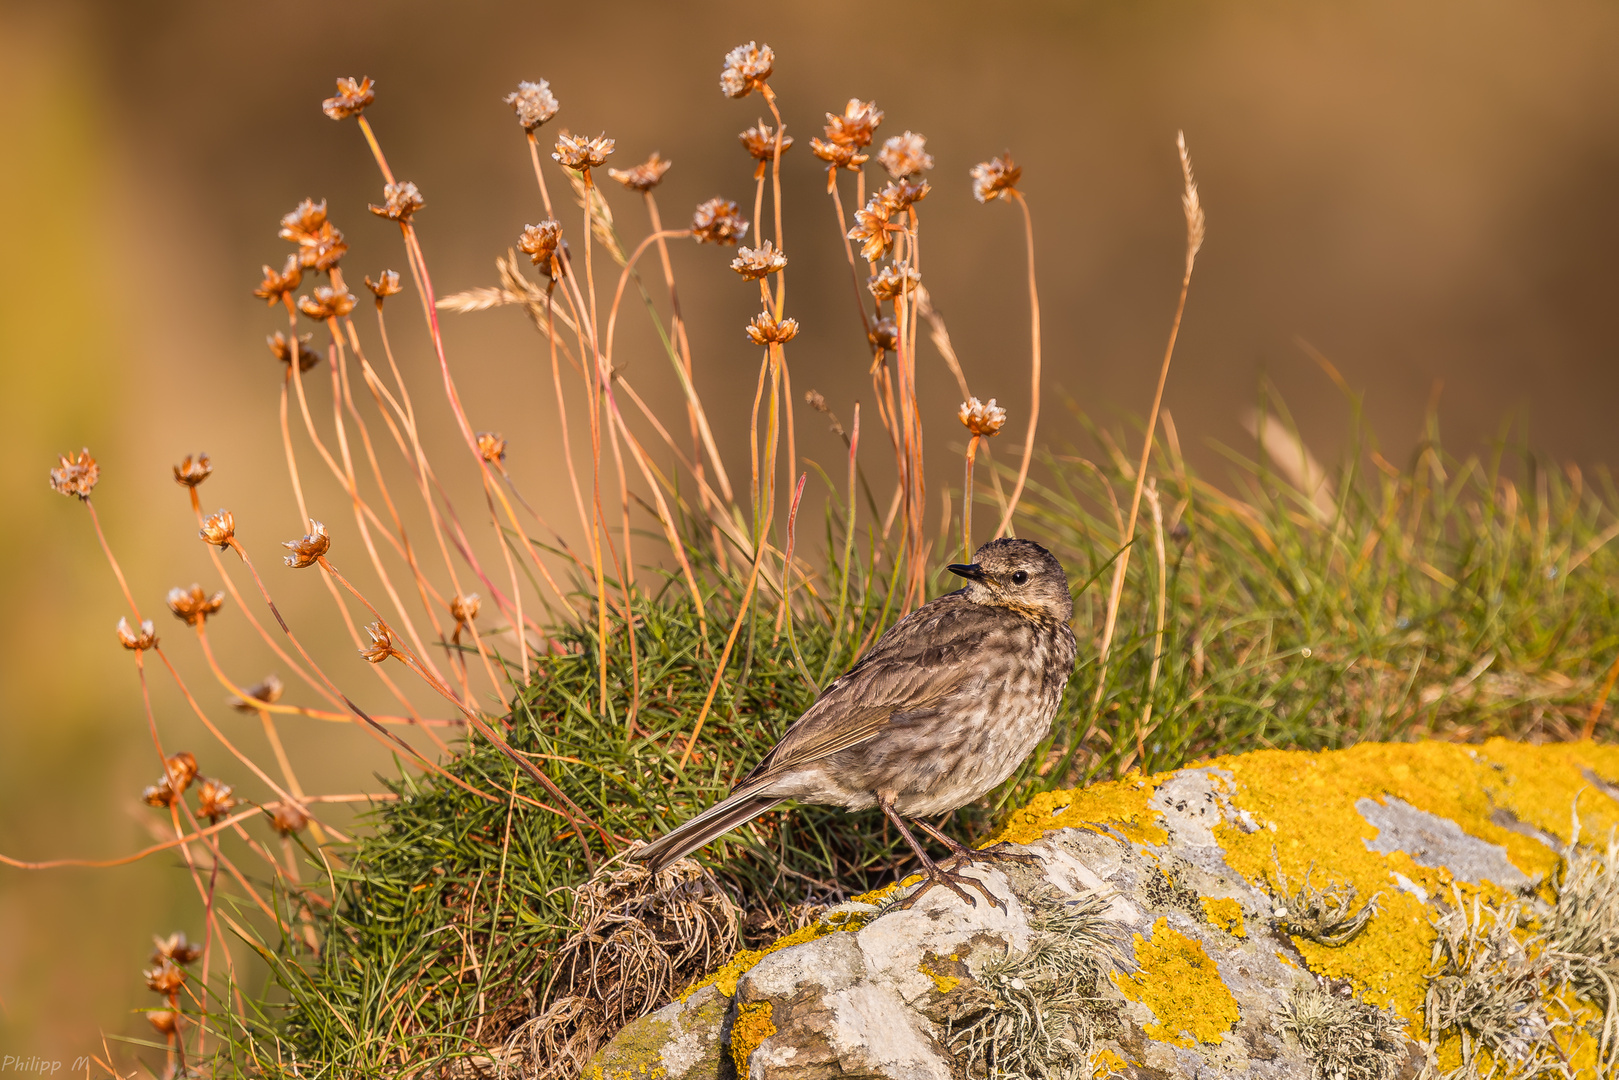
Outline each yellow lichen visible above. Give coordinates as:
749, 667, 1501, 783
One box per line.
729, 1001, 776, 1075
995, 770, 1168, 847
919, 953, 961, 995
1111, 917, 1241, 1046
1200, 896, 1245, 937
1090, 1046, 1129, 1076
680, 921, 828, 1000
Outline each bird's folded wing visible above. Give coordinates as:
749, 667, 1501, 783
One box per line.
736, 602, 996, 789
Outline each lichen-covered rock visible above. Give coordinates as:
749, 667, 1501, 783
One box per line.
587, 739, 1619, 1079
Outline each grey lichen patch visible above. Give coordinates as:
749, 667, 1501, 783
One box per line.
1268, 863, 1379, 947
1547, 820, 1619, 1070
1280, 982, 1410, 1080
586, 984, 735, 1080
1357, 795, 1532, 889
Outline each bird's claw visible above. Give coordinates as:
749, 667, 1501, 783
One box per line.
893, 863, 1007, 913
944, 841, 1041, 869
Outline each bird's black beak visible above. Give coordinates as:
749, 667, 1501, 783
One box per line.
947, 562, 987, 583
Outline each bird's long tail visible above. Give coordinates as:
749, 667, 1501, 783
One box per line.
632, 790, 784, 872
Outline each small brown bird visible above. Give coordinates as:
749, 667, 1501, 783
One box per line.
633, 538, 1077, 909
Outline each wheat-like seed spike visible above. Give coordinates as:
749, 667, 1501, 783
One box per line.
1177, 130, 1206, 271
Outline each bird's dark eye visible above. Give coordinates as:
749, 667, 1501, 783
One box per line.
1011, 570, 1029, 586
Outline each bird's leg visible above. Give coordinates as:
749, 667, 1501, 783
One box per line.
877, 793, 1006, 912
913, 819, 1041, 869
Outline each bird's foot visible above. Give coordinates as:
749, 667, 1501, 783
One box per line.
892, 861, 1007, 913
943, 840, 1041, 870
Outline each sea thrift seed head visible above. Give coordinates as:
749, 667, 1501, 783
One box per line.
49, 449, 99, 500
879, 179, 930, 215
145, 1010, 179, 1036
166, 584, 224, 626
847, 200, 894, 263
608, 152, 672, 192
279, 199, 348, 271
231, 674, 285, 712
730, 240, 787, 280
144, 962, 185, 995
449, 593, 481, 624
878, 130, 934, 179
152, 932, 203, 966
476, 432, 507, 463
254, 255, 303, 305
505, 80, 559, 132
198, 509, 235, 549
368, 180, 424, 222
268, 800, 310, 835
868, 260, 920, 301
739, 122, 793, 162
824, 99, 883, 148
868, 315, 899, 353
810, 138, 868, 172
268, 331, 319, 372
297, 285, 357, 321
116, 618, 158, 651
164, 752, 199, 794
971, 154, 1022, 203
364, 270, 402, 298
322, 76, 374, 120
360, 622, 397, 664
142, 779, 175, 808
283, 520, 330, 568
690, 198, 748, 245
195, 778, 237, 823
518, 220, 563, 272
744, 311, 800, 346
958, 396, 1008, 437
552, 132, 615, 170
719, 41, 774, 99
172, 453, 212, 488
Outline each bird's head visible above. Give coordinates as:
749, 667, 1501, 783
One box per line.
947, 538, 1073, 622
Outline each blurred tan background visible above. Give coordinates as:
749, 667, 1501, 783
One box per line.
3, 0, 1617, 1061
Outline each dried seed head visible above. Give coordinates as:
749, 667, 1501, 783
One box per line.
518, 220, 564, 274
279, 199, 348, 271
825, 99, 883, 149
450, 592, 481, 624
145, 1010, 179, 1036
739, 122, 793, 162
1178, 130, 1206, 273
971, 154, 1022, 203
868, 260, 920, 301
879, 179, 930, 215
283, 520, 330, 568
199, 509, 235, 549
297, 285, 357, 321
730, 241, 787, 280
878, 130, 934, 179
142, 779, 175, 808
368, 180, 424, 222
608, 152, 672, 192
868, 315, 899, 353
804, 389, 828, 412
152, 931, 203, 966
322, 76, 374, 120
505, 80, 559, 132
476, 432, 507, 463
172, 453, 212, 488
165, 752, 199, 794
268, 800, 310, 835
745, 311, 800, 346
49, 448, 99, 500
360, 621, 397, 664
268, 331, 319, 373
958, 396, 1008, 437
117, 617, 158, 651
847, 199, 895, 263
144, 961, 185, 994
719, 41, 774, 99
364, 270, 402, 299
167, 584, 224, 626
690, 198, 749, 245
195, 778, 237, 823
552, 132, 615, 170
231, 674, 285, 712
254, 255, 303, 305
810, 138, 869, 172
